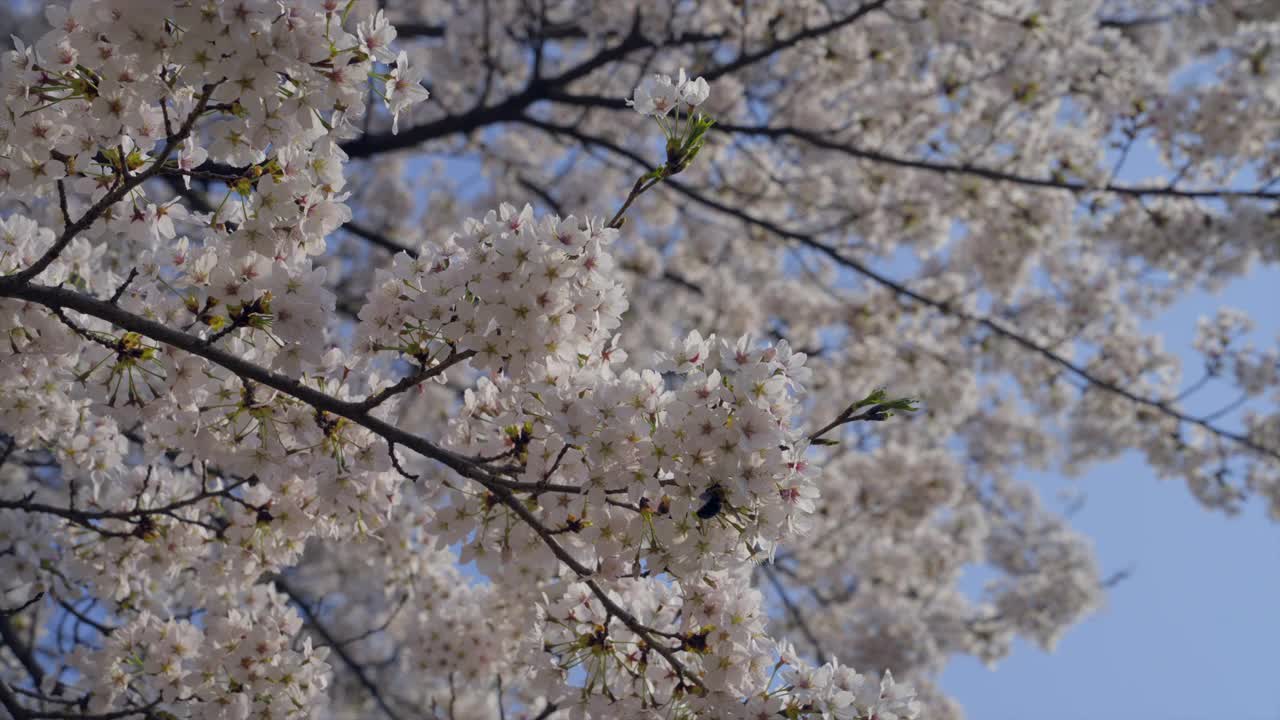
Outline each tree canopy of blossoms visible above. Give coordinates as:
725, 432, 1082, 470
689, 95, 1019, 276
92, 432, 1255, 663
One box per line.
0, 1, 1277, 719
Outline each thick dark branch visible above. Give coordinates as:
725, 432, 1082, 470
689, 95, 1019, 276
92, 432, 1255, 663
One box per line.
393, 19, 605, 40
340, 15, 772, 160
343, 221, 416, 256
340, 80, 524, 158
0, 283, 706, 692
1098, 14, 1176, 29
340, 21, 660, 159
657, 270, 704, 295
393, 21, 445, 38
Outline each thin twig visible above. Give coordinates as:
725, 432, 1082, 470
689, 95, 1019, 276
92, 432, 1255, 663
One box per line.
760, 563, 827, 664
387, 441, 420, 481
107, 268, 139, 305
0, 593, 43, 618
355, 350, 476, 412
0, 82, 221, 289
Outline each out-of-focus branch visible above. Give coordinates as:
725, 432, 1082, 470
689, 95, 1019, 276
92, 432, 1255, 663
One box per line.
275, 577, 407, 720
0, 615, 44, 685
517, 115, 1280, 466
760, 563, 828, 664
541, 93, 1280, 201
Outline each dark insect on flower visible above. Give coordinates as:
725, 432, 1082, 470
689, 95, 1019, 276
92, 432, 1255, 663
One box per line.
681, 627, 712, 654
559, 514, 586, 533
132, 516, 159, 541
696, 484, 726, 519
587, 624, 609, 649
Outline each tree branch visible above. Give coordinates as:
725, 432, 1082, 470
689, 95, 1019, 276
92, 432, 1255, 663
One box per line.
0, 83, 220, 289
517, 116, 1280, 466
275, 577, 406, 720
0, 615, 44, 685
0, 282, 706, 693
0, 476, 250, 539
338, 10, 822, 161
539, 93, 1280, 201
759, 563, 827, 665
700, 0, 892, 83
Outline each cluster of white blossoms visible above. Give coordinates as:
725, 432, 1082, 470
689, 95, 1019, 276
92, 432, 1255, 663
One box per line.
0, 0, 432, 716
347, 198, 922, 713
5, 0, 1278, 719
627, 69, 710, 119
432, 323, 818, 580
0, 0, 430, 465
330, 1, 1280, 717
1194, 308, 1280, 398
0, 2, 928, 719
539, 573, 919, 719
357, 203, 627, 382
67, 587, 331, 720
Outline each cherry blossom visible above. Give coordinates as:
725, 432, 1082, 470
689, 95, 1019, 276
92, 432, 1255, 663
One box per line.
0, 2, 1277, 719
